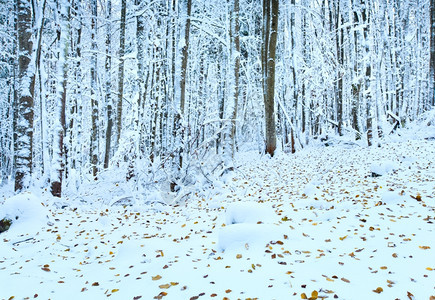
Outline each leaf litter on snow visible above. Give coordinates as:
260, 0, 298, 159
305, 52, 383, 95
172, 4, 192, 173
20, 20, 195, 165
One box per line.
1, 134, 434, 299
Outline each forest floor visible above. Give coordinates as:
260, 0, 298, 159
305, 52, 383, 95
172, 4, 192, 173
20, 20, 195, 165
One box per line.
1, 124, 435, 300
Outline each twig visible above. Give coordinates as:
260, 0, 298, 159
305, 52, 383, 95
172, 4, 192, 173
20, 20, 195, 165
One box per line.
12, 238, 35, 246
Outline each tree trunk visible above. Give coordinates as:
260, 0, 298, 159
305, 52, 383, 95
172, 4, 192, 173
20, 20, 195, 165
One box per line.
104, 0, 113, 169
50, 0, 69, 197
116, 0, 126, 146
90, 0, 99, 178
15, 0, 36, 192
263, 0, 279, 156
178, 0, 192, 169
230, 0, 240, 157
430, 0, 435, 107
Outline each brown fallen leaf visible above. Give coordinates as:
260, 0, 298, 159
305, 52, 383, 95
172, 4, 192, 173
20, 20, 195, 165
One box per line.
373, 287, 383, 294
159, 284, 171, 289
341, 277, 350, 283
154, 292, 168, 299
152, 275, 162, 281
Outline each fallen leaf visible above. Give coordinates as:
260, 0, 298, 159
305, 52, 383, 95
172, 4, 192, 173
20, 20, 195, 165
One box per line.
112, 289, 119, 293
159, 284, 171, 289
301, 293, 308, 299
339, 235, 348, 241
419, 246, 430, 250
92, 282, 99, 286
152, 275, 162, 281
154, 292, 168, 299
373, 287, 383, 294
341, 277, 350, 283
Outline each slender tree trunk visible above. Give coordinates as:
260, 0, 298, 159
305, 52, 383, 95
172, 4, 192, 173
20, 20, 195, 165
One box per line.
15, 0, 35, 192
430, 0, 435, 107
177, 0, 192, 169
230, 0, 240, 157
335, 1, 344, 136
116, 0, 126, 146
90, 0, 99, 178
104, 0, 112, 169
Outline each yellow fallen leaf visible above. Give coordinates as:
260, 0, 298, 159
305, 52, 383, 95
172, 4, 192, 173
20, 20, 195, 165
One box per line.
373, 287, 383, 294
111, 289, 119, 293
380, 266, 387, 270
419, 246, 431, 250
426, 267, 433, 271
170, 282, 179, 286
159, 284, 171, 289
152, 275, 162, 281
236, 254, 242, 259
311, 290, 318, 299
339, 235, 348, 241
301, 293, 308, 299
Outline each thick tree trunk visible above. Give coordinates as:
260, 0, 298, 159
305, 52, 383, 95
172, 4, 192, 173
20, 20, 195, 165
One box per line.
51, 0, 69, 197
15, 0, 35, 192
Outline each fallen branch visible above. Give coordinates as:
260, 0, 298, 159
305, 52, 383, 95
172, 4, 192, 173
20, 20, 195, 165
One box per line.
12, 237, 35, 246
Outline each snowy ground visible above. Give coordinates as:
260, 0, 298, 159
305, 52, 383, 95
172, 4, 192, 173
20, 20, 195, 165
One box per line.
1, 126, 435, 300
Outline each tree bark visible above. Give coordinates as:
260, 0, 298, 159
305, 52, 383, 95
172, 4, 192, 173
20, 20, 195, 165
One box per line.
230, 0, 240, 157
430, 0, 435, 107
177, 0, 192, 169
15, 0, 35, 192
90, 0, 99, 178
263, 0, 279, 156
104, 0, 113, 169
116, 0, 126, 147
50, 0, 69, 197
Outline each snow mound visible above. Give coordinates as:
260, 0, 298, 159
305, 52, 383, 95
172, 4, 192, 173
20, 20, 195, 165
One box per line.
218, 223, 281, 252
225, 201, 276, 225
370, 161, 399, 176
0, 192, 50, 235
381, 191, 404, 203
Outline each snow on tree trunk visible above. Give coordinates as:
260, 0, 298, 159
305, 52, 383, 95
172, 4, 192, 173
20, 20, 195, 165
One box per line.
15, 0, 35, 192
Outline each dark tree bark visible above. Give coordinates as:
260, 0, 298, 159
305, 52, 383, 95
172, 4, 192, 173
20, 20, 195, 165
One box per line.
14, 0, 35, 192
263, 0, 279, 156
177, 0, 192, 169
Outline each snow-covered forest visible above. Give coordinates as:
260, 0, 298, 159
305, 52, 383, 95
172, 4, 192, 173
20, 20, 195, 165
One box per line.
0, 0, 433, 193
1, 0, 435, 299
